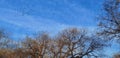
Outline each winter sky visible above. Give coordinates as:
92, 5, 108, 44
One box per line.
0, 0, 119, 57
0, 0, 104, 38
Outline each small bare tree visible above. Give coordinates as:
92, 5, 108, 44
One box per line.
22, 33, 50, 58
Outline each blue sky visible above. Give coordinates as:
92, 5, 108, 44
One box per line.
0, 0, 119, 57
0, 0, 104, 38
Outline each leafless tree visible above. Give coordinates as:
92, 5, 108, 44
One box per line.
0, 29, 11, 48
22, 33, 50, 58
0, 28, 107, 58
98, 0, 120, 40
55, 28, 107, 58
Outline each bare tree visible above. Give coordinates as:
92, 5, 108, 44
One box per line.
98, 0, 120, 40
0, 28, 106, 58
55, 28, 107, 58
0, 29, 10, 48
22, 33, 50, 58
97, 0, 120, 57
0, 29, 14, 58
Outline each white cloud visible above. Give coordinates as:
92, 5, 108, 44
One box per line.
0, 8, 69, 33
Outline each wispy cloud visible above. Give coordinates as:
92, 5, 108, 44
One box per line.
0, 0, 100, 39
0, 8, 69, 32
0, 0, 99, 26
